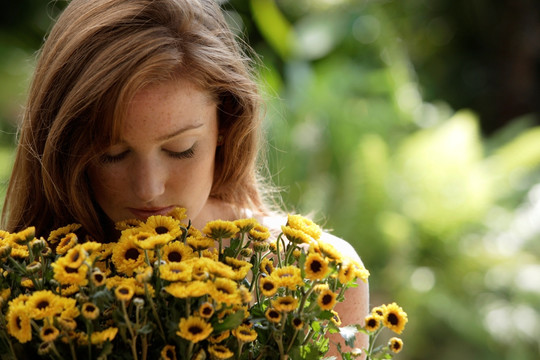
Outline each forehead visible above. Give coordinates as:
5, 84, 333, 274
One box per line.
118, 78, 217, 140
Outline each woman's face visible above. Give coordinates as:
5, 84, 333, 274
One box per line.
87, 78, 219, 226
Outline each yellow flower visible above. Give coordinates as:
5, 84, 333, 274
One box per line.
259, 276, 278, 297
281, 225, 312, 244
115, 284, 135, 302
115, 218, 143, 231
111, 235, 149, 276
292, 317, 304, 330
40, 325, 60, 342
260, 258, 274, 275
27, 290, 62, 320
82, 302, 100, 320
48, 224, 81, 244
135, 265, 153, 283
160, 262, 192, 282
162, 241, 194, 263
64, 246, 87, 268
271, 265, 303, 290
91, 270, 106, 287
186, 236, 215, 251
161, 345, 177, 360
165, 281, 210, 298
234, 218, 258, 232
304, 253, 329, 280
248, 224, 271, 241
371, 305, 385, 320
265, 308, 281, 323
330, 310, 342, 326
6, 303, 32, 343
208, 344, 234, 359
224, 257, 252, 280
389, 337, 404, 353
202, 220, 239, 239
232, 324, 257, 342
272, 296, 298, 313
364, 314, 380, 332
132, 231, 173, 250
177, 316, 213, 343
142, 215, 183, 239
8, 226, 35, 245
91, 327, 118, 344
316, 241, 342, 263
211, 278, 242, 305
167, 207, 188, 222
338, 261, 356, 284
317, 289, 337, 310
55, 233, 78, 255
57, 284, 80, 296
382, 303, 408, 334
52, 257, 88, 286
209, 330, 230, 344
198, 302, 215, 318
286, 214, 321, 240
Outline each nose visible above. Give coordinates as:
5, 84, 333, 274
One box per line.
130, 157, 166, 203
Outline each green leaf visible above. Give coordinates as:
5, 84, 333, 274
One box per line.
250, 0, 294, 60
212, 310, 244, 332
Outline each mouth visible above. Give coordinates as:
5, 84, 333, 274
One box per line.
128, 206, 176, 220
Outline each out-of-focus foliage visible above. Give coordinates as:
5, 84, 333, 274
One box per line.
1, 0, 539, 359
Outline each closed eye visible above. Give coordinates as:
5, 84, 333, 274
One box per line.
165, 145, 195, 159
99, 150, 129, 164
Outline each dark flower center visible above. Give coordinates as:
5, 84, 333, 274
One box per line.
125, 248, 140, 260
263, 282, 275, 290
310, 261, 322, 273
168, 252, 182, 262
322, 294, 332, 305
387, 313, 399, 325
189, 326, 203, 335
155, 226, 169, 235
37, 300, 50, 310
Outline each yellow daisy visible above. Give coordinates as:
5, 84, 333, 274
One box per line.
270, 265, 303, 290
91, 270, 106, 287
330, 310, 342, 326
48, 224, 81, 244
161, 345, 177, 360
208, 330, 230, 344
167, 207, 188, 222
111, 235, 149, 276
160, 262, 192, 282
177, 316, 213, 343
382, 303, 408, 335
142, 215, 183, 239
286, 214, 322, 240
364, 314, 380, 332
131, 231, 173, 250
232, 324, 257, 342
40, 325, 60, 342
115, 218, 143, 231
6, 303, 32, 343
265, 308, 281, 323
248, 224, 271, 241
338, 261, 356, 284
304, 252, 329, 280
272, 296, 298, 313
26, 290, 62, 320
208, 344, 234, 359
82, 302, 100, 320
211, 278, 242, 305
55, 233, 78, 255
162, 241, 194, 263
317, 289, 337, 310
202, 220, 239, 239
234, 218, 258, 232
292, 317, 304, 330
224, 257, 252, 280
316, 241, 342, 263
260, 258, 275, 275
115, 284, 135, 302
186, 236, 215, 251
52, 257, 89, 286
389, 337, 404, 354
259, 276, 278, 297
90, 327, 118, 345
198, 302, 215, 319
281, 225, 312, 245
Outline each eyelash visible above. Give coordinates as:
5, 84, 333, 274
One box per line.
99, 146, 196, 164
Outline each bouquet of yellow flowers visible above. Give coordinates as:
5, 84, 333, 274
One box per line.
0, 208, 406, 359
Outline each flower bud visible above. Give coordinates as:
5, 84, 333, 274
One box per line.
133, 297, 145, 308
31, 237, 47, 252
0, 244, 12, 258
38, 342, 53, 356
240, 248, 253, 257
253, 241, 269, 252
26, 261, 43, 274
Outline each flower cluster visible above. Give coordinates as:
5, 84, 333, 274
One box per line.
0, 208, 406, 359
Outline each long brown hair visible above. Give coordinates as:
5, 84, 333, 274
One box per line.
2, 0, 267, 241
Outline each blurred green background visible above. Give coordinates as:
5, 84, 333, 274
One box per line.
1, 0, 540, 359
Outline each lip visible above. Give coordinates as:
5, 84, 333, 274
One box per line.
128, 206, 176, 220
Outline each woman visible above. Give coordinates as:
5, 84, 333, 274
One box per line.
2, 0, 368, 357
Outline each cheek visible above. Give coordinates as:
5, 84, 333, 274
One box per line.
87, 166, 125, 199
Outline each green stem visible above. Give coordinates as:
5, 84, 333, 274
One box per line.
121, 300, 138, 360
145, 283, 166, 341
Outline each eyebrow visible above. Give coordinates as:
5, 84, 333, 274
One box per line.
156, 123, 204, 141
